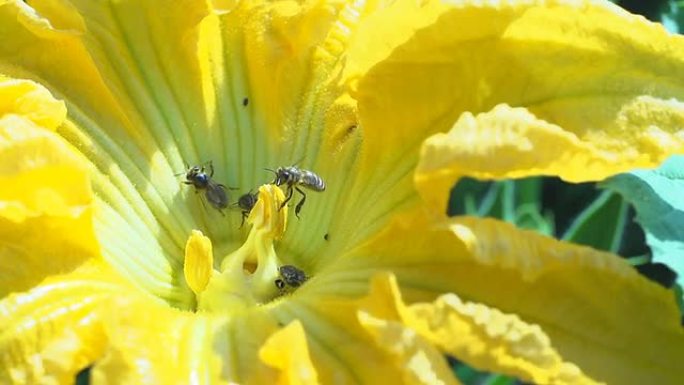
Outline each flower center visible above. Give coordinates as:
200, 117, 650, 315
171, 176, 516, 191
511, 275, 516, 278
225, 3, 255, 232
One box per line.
184, 184, 297, 312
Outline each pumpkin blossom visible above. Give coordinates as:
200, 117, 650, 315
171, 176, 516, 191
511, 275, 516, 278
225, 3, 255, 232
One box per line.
1, 0, 684, 384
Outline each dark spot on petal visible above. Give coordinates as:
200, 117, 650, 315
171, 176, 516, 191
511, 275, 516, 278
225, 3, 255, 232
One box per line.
346, 124, 357, 135
242, 97, 249, 106
324, 233, 329, 241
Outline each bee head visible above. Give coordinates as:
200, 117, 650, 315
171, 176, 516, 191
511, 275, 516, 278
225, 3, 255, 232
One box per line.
186, 166, 209, 186
186, 165, 201, 178
238, 191, 258, 210
273, 167, 290, 186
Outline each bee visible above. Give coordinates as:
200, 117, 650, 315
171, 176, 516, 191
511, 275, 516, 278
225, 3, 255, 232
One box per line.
235, 190, 259, 227
269, 166, 325, 218
274, 265, 308, 291
181, 161, 229, 215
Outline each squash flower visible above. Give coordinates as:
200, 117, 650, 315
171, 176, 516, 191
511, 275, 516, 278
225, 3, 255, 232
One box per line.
1, 0, 684, 384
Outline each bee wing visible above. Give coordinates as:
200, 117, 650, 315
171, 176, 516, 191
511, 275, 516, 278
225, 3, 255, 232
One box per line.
205, 183, 229, 209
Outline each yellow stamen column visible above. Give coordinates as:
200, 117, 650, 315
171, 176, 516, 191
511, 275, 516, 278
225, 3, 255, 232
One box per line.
186, 185, 288, 312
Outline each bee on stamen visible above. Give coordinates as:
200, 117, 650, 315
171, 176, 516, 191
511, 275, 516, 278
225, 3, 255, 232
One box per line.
235, 190, 259, 227
180, 161, 229, 215
267, 166, 325, 218
274, 265, 307, 292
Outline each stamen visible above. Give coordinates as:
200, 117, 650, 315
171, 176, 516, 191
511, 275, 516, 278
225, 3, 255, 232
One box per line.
196, 185, 289, 312
183, 230, 215, 296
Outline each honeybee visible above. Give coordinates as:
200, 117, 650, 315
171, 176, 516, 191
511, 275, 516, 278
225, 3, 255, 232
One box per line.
274, 265, 307, 291
236, 190, 259, 227
269, 166, 325, 217
181, 162, 229, 215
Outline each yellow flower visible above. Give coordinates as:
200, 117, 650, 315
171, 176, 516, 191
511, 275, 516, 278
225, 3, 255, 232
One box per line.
1, 0, 684, 384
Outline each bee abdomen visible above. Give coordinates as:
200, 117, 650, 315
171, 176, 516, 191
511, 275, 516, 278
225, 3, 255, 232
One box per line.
301, 171, 325, 191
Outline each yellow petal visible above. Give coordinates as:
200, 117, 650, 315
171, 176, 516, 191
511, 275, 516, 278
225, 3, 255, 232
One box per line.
91, 300, 233, 385
349, 1, 684, 209
0, 260, 130, 384
269, 297, 412, 384
234, 0, 346, 144
259, 320, 319, 385
92, 301, 281, 385
358, 299, 462, 385
184, 230, 214, 296
324, 209, 684, 384
3, 268, 281, 384
416, 103, 684, 212
0, 0, 242, 307
0, 76, 66, 129
361, 273, 595, 385
0, 0, 137, 138
0, 78, 98, 297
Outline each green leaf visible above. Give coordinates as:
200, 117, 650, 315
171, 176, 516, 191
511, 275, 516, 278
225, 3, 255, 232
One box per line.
660, 0, 683, 33
452, 363, 481, 383
561, 190, 628, 253
514, 203, 555, 236
514, 178, 542, 210
481, 375, 518, 385
450, 178, 554, 235
601, 156, 684, 299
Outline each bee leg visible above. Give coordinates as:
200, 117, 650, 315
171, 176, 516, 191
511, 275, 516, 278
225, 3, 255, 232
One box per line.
294, 187, 307, 218
208, 161, 215, 177
240, 212, 247, 228
279, 185, 294, 211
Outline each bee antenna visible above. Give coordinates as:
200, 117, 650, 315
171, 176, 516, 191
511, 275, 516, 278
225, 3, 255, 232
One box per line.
264, 167, 276, 173
174, 162, 192, 177
292, 156, 305, 167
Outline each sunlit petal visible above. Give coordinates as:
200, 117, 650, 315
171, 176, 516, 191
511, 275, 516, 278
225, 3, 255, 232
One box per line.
322, 209, 684, 384
0, 260, 131, 384
360, 273, 595, 385
91, 298, 233, 385
0, 77, 97, 297
416, 103, 684, 212
351, 0, 684, 213
259, 320, 320, 385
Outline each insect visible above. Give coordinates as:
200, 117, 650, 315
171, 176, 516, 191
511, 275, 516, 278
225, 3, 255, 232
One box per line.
181, 162, 229, 215
269, 166, 325, 218
274, 265, 308, 291
236, 190, 259, 227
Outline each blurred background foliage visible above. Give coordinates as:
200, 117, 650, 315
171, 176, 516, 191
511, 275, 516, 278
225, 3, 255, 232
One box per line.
448, 1, 684, 384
